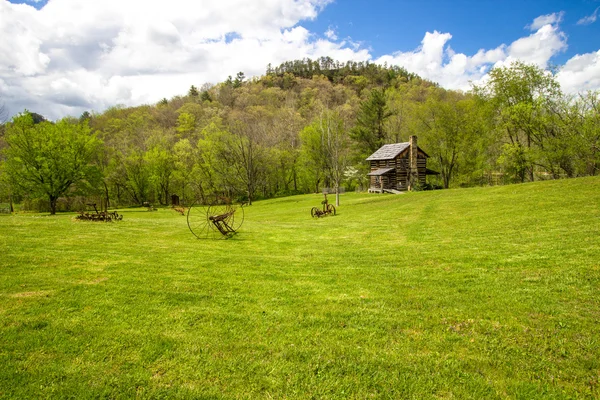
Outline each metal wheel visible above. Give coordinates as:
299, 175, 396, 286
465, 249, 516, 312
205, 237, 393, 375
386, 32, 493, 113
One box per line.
228, 204, 244, 232
206, 203, 234, 238
187, 204, 211, 239
327, 204, 336, 216
311, 207, 319, 218
188, 199, 245, 239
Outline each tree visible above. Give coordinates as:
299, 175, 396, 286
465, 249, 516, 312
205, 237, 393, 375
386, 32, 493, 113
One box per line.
350, 88, 392, 158
559, 91, 600, 177
146, 143, 175, 205
4, 112, 101, 214
225, 108, 270, 204
172, 138, 196, 204
320, 108, 351, 206
300, 121, 327, 193
233, 72, 245, 89
200, 91, 212, 102
301, 107, 351, 205
416, 89, 491, 188
474, 61, 563, 182
79, 111, 91, 123
176, 112, 196, 136
188, 85, 199, 98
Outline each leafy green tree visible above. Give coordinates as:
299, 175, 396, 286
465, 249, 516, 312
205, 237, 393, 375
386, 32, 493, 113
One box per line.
146, 143, 175, 205
172, 138, 196, 204
301, 107, 351, 204
4, 112, 101, 214
417, 89, 493, 188
226, 108, 271, 204
319, 108, 351, 205
0, 161, 15, 212
121, 150, 151, 204
176, 112, 196, 136
561, 91, 600, 177
79, 111, 91, 123
188, 85, 199, 98
474, 61, 563, 181
497, 142, 530, 183
233, 72, 245, 89
351, 88, 392, 158
271, 107, 304, 193
300, 121, 327, 193
200, 91, 212, 102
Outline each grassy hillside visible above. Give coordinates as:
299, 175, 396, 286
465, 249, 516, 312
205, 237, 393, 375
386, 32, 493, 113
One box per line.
1, 177, 599, 399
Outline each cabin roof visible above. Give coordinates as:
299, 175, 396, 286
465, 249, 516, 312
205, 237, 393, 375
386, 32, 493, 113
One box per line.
366, 142, 430, 161
366, 143, 410, 161
367, 167, 395, 176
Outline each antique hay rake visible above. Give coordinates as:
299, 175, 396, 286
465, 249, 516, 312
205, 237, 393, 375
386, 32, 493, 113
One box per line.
76, 203, 122, 222
186, 198, 244, 239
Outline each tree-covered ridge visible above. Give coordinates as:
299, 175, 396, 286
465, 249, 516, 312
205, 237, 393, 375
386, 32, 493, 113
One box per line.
265, 57, 421, 87
0, 59, 598, 212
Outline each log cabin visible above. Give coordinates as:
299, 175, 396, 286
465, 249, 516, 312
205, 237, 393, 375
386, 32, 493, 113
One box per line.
366, 136, 436, 192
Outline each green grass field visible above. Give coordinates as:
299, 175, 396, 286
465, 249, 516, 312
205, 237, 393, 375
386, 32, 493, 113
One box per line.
1, 177, 600, 399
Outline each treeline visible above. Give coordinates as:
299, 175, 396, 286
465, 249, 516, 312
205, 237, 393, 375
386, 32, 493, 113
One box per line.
266, 57, 420, 87
0, 59, 598, 214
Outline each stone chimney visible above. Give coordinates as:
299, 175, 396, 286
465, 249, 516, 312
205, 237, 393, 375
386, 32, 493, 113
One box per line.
408, 135, 419, 190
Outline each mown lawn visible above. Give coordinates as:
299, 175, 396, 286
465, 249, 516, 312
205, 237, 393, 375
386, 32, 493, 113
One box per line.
1, 177, 599, 399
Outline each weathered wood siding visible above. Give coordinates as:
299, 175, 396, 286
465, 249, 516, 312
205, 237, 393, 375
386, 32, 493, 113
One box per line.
418, 154, 427, 184
396, 155, 408, 190
369, 148, 428, 191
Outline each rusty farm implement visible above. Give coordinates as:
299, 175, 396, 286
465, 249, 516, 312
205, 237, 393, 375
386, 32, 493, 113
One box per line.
311, 193, 336, 218
186, 198, 244, 239
76, 203, 122, 222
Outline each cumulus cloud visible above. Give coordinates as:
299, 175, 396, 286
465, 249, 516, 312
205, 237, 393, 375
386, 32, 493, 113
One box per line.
557, 50, 600, 93
1, 2, 599, 120
528, 12, 564, 31
376, 14, 571, 91
0, 0, 363, 119
505, 23, 567, 67
577, 7, 599, 25
325, 27, 338, 40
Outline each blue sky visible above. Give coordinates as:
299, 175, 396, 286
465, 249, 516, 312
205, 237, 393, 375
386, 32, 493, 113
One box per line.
303, 0, 600, 63
1, 0, 599, 119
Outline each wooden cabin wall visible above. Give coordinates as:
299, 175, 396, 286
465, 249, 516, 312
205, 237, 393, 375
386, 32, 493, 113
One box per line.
396, 156, 408, 190
418, 155, 427, 184
369, 149, 428, 191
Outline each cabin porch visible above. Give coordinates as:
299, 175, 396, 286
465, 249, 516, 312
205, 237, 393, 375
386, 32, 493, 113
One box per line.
367, 167, 402, 193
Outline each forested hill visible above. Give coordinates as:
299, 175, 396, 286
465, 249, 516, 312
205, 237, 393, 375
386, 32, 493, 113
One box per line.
1, 58, 599, 212
265, 57, 421, 85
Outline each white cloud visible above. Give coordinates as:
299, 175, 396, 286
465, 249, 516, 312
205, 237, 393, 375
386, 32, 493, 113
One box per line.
325, 27, 338, 40
0, 0, 358, 119
528, 12, 564, 31
506, 24, 567, 67
375, 14, 571, 91
0, 3, 599, 120
577, 7, 599, 25
557, 50, 600, 93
